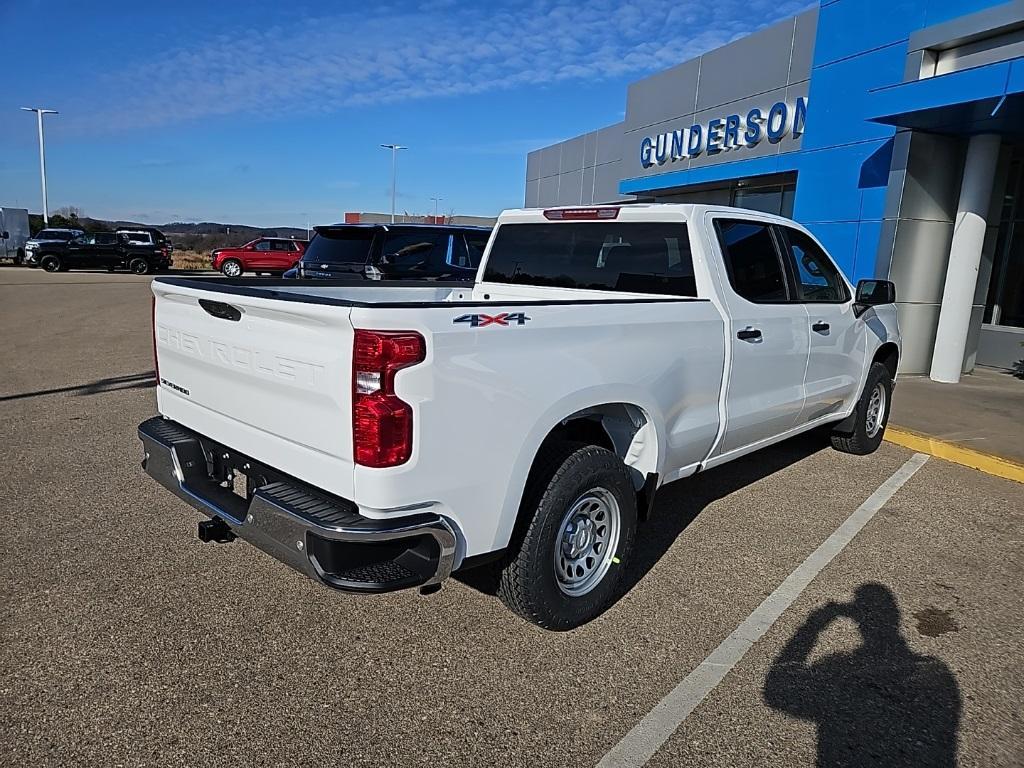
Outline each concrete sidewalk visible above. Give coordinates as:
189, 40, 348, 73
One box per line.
888, 366, 1023, 470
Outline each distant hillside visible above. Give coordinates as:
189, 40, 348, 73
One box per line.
29, 213, 308, 253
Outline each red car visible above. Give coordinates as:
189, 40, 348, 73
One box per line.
211, 237, 307, 277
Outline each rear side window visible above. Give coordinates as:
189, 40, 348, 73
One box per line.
781, 227, 849, 303
715, 220, 788, 303
381, 231, 450, 269
483, 222, 697, 296
303, 228, 376, 265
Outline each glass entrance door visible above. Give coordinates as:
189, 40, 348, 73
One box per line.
985, 152, 1024, 328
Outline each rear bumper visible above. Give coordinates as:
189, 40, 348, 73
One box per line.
138, 416, 457, 593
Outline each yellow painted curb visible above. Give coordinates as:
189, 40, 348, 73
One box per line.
884, 427, 1024, 484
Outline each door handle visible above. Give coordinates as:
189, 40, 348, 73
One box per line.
812, 321, 830, 333
736, 327, 762, 342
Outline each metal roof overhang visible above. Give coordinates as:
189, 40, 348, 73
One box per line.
868, 57, 1024, 138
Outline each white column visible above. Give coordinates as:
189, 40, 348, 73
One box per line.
929, 134, 1001, 383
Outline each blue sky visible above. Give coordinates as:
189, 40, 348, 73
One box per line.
2, 0, 812, 228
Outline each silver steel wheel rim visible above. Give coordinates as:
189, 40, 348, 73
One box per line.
553, 487, 621, 597
224, 261, 240, 276
865, 383, 886, 438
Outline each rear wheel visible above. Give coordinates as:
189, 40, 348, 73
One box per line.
129, 257, 151, 275
41, 255, 62, 273
15, 249, 24, 266
831, 362, 892, 455
497, 443, 637, 630
221, 259, 242, 277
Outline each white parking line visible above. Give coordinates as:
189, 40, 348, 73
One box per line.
597, 452, 930, 768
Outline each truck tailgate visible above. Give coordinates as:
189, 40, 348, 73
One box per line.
151, 280, 356, 499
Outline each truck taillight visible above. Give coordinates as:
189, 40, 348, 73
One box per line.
352, 330, 425, 468
151, 295, 159, 383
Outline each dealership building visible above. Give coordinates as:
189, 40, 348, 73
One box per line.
525, 0, 1024, 377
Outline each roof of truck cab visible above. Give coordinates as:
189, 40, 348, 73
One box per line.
498, 203, 802, 226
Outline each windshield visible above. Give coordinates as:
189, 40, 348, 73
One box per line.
302, 228, 376, 265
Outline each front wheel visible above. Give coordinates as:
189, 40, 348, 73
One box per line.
831, 362, 893, 455
41, 255, 63, 273
221, 259, 243, 277
497, 443, 638, 630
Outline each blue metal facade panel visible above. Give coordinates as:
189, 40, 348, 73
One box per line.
799, 45, 907, 150
794, 0, 1012, 282
813, 0, 924, 67
614, 0, 1012, 282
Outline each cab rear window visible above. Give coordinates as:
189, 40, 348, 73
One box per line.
483, 222, 697, 296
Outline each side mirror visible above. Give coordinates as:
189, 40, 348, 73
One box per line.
854, 279, 896, 317
1, 231, 8, 240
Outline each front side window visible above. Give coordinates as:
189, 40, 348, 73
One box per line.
465, 232, 489, 268
715, 219, 788, 303
447, 235, 472, 269
782, 227, 849, 303
254, 240, 271, 251
483, 222, 697, 296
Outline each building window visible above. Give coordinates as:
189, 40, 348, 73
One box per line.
984, 153, 1024, 329
731, 182, 796, 218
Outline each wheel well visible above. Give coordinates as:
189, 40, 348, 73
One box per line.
873, 343, 899, 379
532, 403, 659, 519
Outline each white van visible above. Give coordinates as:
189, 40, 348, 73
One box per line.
0, 208, 30, 264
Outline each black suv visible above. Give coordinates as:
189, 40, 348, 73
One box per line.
296, 224, 491, 280
35, 231, 172, 274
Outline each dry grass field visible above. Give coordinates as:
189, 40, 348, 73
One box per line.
171, 250, 210, 271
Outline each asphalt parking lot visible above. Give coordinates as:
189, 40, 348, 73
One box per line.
2, 267, 1022, 768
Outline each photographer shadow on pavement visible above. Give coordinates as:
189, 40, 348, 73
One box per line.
763, 583, 961, 767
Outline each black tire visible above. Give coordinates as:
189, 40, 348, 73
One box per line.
129, 257, 151, 275
831, 362, 893, 455
497, 442, 638, 630
40, 255, 62, 273
15, 249, 24, 266
221, 259, 243, 277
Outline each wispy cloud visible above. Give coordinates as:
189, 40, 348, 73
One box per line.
454, 138, 568, 155
69, 0, 812, 132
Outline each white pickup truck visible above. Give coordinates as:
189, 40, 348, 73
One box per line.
139, 204, 900, 629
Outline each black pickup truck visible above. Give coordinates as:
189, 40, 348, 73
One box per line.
35, 231, 172, 274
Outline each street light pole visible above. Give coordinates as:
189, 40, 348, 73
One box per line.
430, 196, 443, 223
21, 107, 58, 225
380, 143, 407, 224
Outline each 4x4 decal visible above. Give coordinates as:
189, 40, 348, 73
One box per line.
453, 312, 531, 328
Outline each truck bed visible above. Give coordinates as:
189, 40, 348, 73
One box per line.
150, 274, 724, 556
